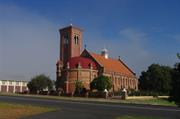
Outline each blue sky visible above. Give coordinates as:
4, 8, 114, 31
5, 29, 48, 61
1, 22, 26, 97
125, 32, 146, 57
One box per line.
0, 0, 180, 80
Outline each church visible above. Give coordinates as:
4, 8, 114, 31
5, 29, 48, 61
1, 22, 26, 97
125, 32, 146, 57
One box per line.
56, 25, 138, 94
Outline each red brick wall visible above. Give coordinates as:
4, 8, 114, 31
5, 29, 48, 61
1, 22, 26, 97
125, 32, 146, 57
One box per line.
60, 26, 82, 65
71, 27, 82, 58
68, 83, 76, 93
66, 69, 97, 93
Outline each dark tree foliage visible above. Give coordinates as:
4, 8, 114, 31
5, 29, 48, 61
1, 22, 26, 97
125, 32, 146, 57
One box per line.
27, 74, 53, 93
139, 64, 172, 95
90, 75, 112, 91
74, 80, 84, 95
55, 77, 66, 91
169, 62, 180, 106
177, 53, 180, 59
55, 79, 61, 90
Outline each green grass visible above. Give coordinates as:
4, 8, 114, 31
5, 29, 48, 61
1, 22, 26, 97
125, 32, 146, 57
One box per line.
115, 115, 163, 119
0, 93, 177, 107
0, 102, 56, 119
120, 98, 176, 107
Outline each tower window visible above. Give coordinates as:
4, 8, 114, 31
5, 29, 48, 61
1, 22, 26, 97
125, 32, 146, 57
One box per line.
64, 34, 69, 44
74, 35, 79, 45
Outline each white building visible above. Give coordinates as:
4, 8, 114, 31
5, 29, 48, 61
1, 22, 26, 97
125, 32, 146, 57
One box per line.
0, 80, 28, 93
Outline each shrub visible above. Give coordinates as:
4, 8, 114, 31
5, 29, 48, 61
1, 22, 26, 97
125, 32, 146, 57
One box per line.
90, 75, 112, 91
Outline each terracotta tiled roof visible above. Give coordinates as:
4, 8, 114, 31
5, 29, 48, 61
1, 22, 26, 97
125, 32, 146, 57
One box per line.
90, 52, 135, 76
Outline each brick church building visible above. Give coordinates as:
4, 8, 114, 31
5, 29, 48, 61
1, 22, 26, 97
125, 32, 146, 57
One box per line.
56, 25, 138, 94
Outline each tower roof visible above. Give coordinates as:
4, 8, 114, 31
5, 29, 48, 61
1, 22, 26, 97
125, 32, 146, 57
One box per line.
59, 25, 83, 32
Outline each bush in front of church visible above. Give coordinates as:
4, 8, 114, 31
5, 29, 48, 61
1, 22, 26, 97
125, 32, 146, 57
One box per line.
90, 75, 112, 92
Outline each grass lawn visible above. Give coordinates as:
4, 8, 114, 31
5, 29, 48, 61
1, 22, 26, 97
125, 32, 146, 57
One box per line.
0, 102, 56, 119
0, 93, 177, 107
121, 98, 176, 107
115, 115, 163, 119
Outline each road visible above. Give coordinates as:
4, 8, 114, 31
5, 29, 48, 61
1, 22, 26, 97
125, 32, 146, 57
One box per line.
0, 95, 180, 119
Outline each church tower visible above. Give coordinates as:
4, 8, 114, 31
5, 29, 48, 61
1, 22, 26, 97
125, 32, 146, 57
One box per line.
59, 25, 83, 65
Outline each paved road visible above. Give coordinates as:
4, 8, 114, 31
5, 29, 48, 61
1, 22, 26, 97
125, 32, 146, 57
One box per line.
0, 95, 180, 119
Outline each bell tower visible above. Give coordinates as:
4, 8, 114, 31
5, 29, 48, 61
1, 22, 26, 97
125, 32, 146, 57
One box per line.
59, 25, 83, 65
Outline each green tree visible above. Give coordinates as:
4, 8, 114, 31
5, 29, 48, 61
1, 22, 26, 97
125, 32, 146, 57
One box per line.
177, 53, 180, 59
169, 62, 180, 106
139, 64, 172, 95
55, 79, 61, 91
27, 74, 53, 94
74, 80, 84, 95
90, 75, 112, 91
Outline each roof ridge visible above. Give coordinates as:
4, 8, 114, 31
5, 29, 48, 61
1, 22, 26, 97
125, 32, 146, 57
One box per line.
88, 52, 103, 66
118, 59, 136, 75
90, 52, 118, 61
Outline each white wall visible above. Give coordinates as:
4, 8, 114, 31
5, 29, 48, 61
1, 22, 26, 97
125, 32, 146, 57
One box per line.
0, 80, 28, 93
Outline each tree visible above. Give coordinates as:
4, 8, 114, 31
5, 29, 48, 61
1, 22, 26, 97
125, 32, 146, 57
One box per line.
55, 79, 61, 91
139, 64, 172, 95
90, 75, 112, 91
74, 80, 84, 95
169, 62, 180, 106
177, 53, 180, 59
27, 74, 53, 94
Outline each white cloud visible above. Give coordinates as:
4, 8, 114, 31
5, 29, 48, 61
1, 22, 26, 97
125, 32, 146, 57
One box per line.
118, 28, 148, 56
0, 4, 60, 80
113, 28, 153, 75
0, 4, 177, 80
86, 28, 179, 76
0, 4, 160, 79
84, 28, 154, 76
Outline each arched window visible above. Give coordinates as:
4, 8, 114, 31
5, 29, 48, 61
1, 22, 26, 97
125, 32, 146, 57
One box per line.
74, 35, 79, 45
74, 36, 76, 44
64, 34, 69, 44
76, 36, 79, 44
